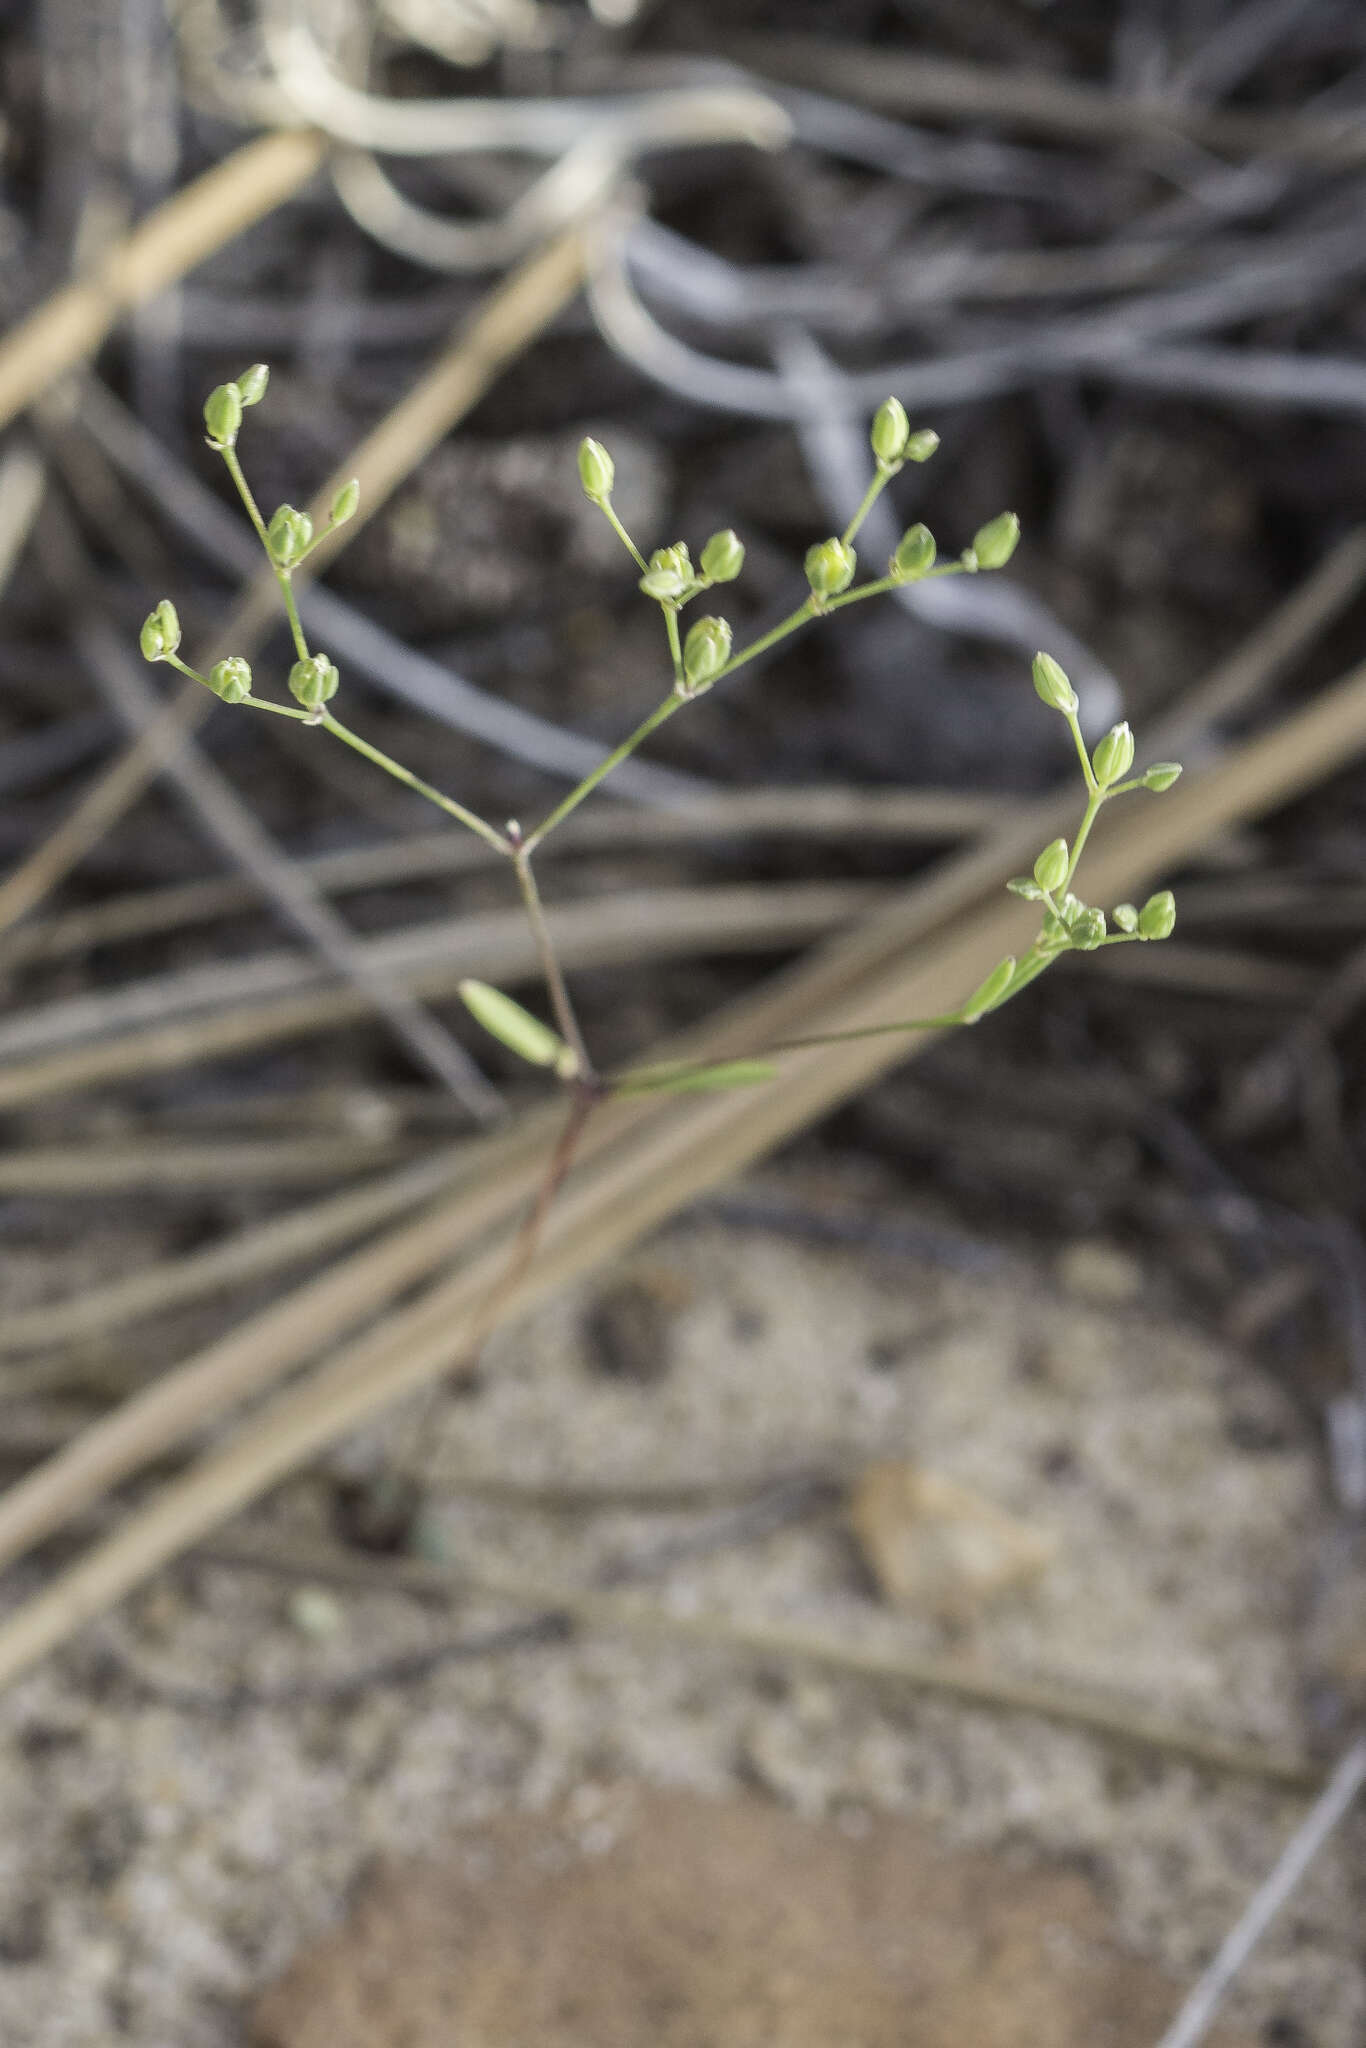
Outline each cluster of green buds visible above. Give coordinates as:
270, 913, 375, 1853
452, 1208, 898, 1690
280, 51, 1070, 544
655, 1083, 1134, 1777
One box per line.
982, 651, 1183, 994
203, 362, 269, 451
869, 397, 939, 472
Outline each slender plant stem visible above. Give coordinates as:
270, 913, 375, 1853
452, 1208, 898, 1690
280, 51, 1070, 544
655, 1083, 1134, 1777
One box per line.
601, 500, 647, 572
318, 710, 508, 853
841, 467, 891, 548
1063, 790, 1104, 890
522, 696, 680, 853
1064, 707, 1098, 795
663, 604, 684, 685
222, 444, 309, 660
510, 842, 593, 1081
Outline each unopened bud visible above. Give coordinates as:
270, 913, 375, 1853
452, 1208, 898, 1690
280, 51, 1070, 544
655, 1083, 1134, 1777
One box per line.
267, 504, 313, 568
1006, 876, 1045, 902
891, 524, 935, 581
1092, 721, 1135, 788
1033, 838, 1069, 894
288, 653, 339, 712
904, 429, 940, 463
330, 478, 360, 527
1138, 890, 1176, 941
1142, 761, 1182, 792
960, 955, 1016, 1023
139, 599, 181, 662
207, 657, 252, 704
1113, 903, 1139, 933
1032, 651, 1078, 716
804, 537, 856, 600
1071, 907, 1107, 950
639, 543, 693, 602
700, 528, 744, 583
577, 436, 615, 503
203, 382, 243, 448
972, 510, 1020, 569
235, 363, 270, 407
870, 396, 909, 466
681, 615, 732, 691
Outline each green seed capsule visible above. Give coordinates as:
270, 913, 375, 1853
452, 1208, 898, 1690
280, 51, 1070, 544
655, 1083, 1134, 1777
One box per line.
1138, 890, 1176, 941
1032, 651, 1078, 716
1070, 907, 1107, 950
235, 363, 270, 406
288, 653, 339, 711
1142, 761, 1182, 792
207, 657, 252, 704
891, 524, 936, 581
700, 528, 745, 583
804, 537, 856, 600
203, 382, 243, 448
639, 543, 693, 602
960, 955, 1016, 1023
1033, 838, 1069, 893
682, 615, 732, 691
1092, 721, 1135, 788
330, 478, 360, 526
458, 979, 574, 1076
870, 396, 909, 466
267, 504, 313, 568
139, 598, 181, 662
577, 436, 615, 503
904, 429, 940, 463
972, 510, 1020, 569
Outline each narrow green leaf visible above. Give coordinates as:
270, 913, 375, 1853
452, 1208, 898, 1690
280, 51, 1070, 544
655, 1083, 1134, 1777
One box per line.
458, 980, 569, 1070
614, 1059, 777, 1098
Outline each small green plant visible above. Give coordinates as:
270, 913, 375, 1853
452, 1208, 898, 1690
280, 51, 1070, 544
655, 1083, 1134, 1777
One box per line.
142, 370, 1180, 1147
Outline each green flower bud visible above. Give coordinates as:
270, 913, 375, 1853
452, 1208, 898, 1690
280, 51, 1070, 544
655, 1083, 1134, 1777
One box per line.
1092, 721, 1135, 788
1057, 893, 1083, 926
577, 436, 615, 503
905, 429, 940, 463
681, 615, 732, 691
288, 652, 339, 712
1113, 903, 1139, 933
1006, 876, 1045, 901
639, 543, 692, 602
235, 363, 270, 407
1032, 651, 1078, 716
1033, 838, 1069, 894
1138, 890, 1176, 941
459, 979, 576, 1077
139, 598, 181, 662
972, 510, 1020, 570
804, 537, 856, 600
330, 478, 360, 527
207, 657, 252, 704
267, 504, 313, 568
1142, 761, 1183, 792
960, 954, 1016, 1023
870, 396, 909, 466
203, 382, 243, 448
1071, 907, 1107, 950
891, 524, 935, 581
700, 528, 745, 583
